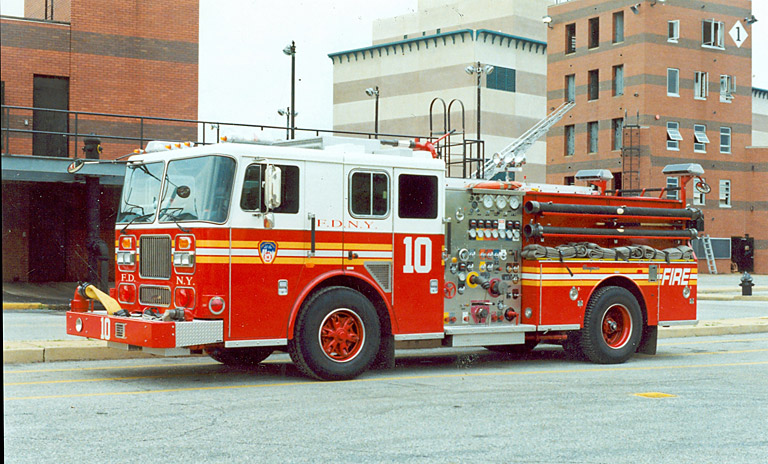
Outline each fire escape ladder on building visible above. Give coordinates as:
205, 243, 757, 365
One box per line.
621, 112, 641, 195
702, 235, 717, 274
478, 100, 575, 180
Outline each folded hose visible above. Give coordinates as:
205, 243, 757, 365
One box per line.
522, 243, 693, 262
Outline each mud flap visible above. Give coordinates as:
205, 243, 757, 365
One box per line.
637, 325, 658, 355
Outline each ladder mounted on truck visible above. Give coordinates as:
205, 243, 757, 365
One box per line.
702, 235, 717, 274
479, 100, 575, 180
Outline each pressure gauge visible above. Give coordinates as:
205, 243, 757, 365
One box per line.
468, 229, 477, 239
483, 194, 494, 209
495, 195, 507, 210
484, 229, 493, 239
509, 197, 521, 210
491, 229, 499, 239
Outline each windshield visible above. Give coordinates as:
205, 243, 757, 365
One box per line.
116, 162, 164, 224
158, 155, 236, 223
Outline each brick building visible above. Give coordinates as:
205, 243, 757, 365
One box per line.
1, 0, 199, 282
545, 0, 767, 274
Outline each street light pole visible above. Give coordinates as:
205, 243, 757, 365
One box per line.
277, 107, 295, 139
465, 61, 494, 141
283, 41, 297, 139
365, 86, 380, 138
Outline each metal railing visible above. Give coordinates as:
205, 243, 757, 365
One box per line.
1, 104, 484, 178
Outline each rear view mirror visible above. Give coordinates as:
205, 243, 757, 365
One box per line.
264, 164, 282, 210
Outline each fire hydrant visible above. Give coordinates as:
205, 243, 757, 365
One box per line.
739, 272, 754, 296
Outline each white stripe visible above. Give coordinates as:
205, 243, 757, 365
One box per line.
521, 273, 650, 281
229, 248, 260, 257
197, 248, 231, 256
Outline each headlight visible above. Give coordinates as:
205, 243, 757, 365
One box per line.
173, 251, 195, 267
116, 250, 136, 265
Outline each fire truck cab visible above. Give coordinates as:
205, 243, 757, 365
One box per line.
67, 135, 701, 380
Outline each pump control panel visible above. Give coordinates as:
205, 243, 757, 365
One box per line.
443, 187, 524, 327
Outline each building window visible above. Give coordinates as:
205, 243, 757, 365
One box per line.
612, 118, 623, 151
666, 177, 679, 200
565, 124, 575, 156
693, 177, 706, 206
667, 121, 682, 150
694, 72, 709, 100
667, 68, 679, 97
702, 19, 725, 48
589, 17, 600, 49
719, 179, 731, 207
588, 69, 600, 100
720, 74, 735, 102
566, 23, 576, 54
612, 65, 624, 96
565, 74, 575, 102
613, 12, 624, 44
720, 127, 731, 153
486, 66, 516, 92
694, 124, 709, 153
668, 20, 680, 42
588, 121, 599, 153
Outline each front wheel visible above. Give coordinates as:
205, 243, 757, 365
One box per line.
289, 287, 381, 380
580, 286, 643, 364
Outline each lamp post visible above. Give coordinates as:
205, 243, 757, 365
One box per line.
277, 107, 297, 139
465, 61, 494, 140
365, 86, 380, 138
283, 41, 296, 139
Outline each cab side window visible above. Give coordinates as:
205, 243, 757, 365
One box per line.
398, 174, 437, 219
240, 163, 300, 213
350, 171, 389, 218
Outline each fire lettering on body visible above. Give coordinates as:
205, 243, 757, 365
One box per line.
659, 267, 691, 286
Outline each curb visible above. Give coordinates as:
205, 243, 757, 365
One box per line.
697, 294, 768, 301
4, 318, 768, 365
3, 302, 71, 311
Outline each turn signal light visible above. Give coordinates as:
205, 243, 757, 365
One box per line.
208, 296, 225, 315
118, 284, 136, 304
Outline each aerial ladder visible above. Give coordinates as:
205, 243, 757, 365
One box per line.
479, 100, 575, 180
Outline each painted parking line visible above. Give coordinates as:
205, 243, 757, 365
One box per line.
5, 360, 768, 402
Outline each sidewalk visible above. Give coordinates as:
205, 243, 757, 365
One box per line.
4, 274, 768, 364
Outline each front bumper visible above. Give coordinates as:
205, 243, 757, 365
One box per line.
66, 311, 223, 353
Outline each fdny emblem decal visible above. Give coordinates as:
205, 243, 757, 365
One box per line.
259, 241, 278, 264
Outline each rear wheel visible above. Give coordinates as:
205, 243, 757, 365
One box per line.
289, 287, 381, 380
580, 286, 642, 364
207, 347, 273, 367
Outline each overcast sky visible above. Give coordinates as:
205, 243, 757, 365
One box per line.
2, 0, 766, 135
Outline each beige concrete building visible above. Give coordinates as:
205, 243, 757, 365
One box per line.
329, 0, 555, 182
754, 87, 768, 146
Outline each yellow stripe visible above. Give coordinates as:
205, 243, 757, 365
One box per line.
6, 360, 767, 401
230, 241, 392, 251
197, 256, 229, 264
522, 279, 657, 287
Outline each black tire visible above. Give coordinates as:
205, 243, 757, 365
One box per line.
289, 286, 381, 381
580, 286, 643, 364
207, 347, 273, 367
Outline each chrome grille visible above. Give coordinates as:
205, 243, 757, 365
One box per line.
139, 285, 171, 307
115, 323, 126, 339
364, 262, 392, 293
139, 235, 171, 279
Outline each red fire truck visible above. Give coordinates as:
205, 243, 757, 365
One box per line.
67, 135, 705, 380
